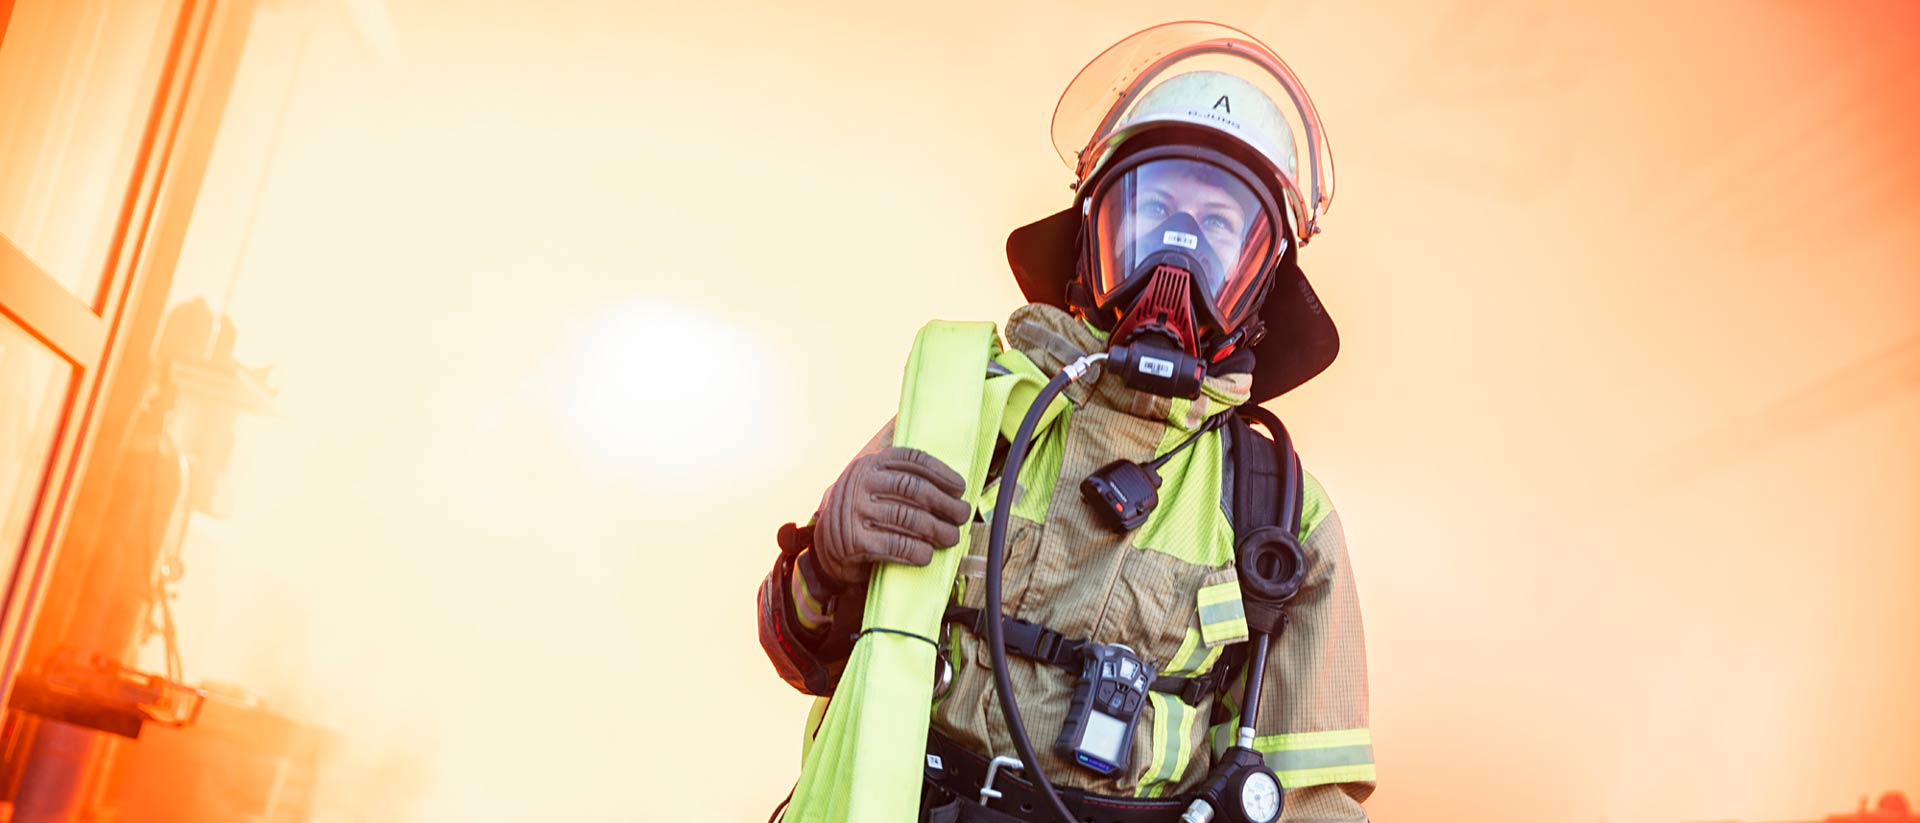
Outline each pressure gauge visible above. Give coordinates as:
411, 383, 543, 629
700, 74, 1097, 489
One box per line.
1238, 770, 1281, 823
1183, 749, 1284, 823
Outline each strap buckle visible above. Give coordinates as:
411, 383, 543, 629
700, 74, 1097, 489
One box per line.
1179, 671, 1218, 705
973, 611, 1071, 665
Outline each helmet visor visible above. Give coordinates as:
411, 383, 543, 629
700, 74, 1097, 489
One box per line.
1089, 157, 1278, 333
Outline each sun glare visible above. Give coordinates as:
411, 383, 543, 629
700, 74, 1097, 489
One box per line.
553, 299, 789, 478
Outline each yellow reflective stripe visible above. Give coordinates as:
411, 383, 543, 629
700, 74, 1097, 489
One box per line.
791, 565, 830, 631
1210, 672, 1245, 760
1190, 645, 1223, 676
1137, 693, 1173, 797
1196, 582, 1240, 608
1137, 692, 1199, 798
1208, 720, 1235, 758
1164, 629, 1202, 675
1250, 728, 1376, 788
1196, 582, 1248, 645
1168, 701, 1199, 786
1163, 628, 1225, 676
1274, 763, 1378, 788
1252, 728, 1372, 751
1267, 743, 1374, 772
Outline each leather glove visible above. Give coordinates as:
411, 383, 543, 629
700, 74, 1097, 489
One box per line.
814, 446, 972, 589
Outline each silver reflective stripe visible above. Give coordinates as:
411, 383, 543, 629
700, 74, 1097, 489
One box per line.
1164, 629, 1216, 675
1142, 693, 1193, 797
1264, 743, 1375, 772
1155, 699, 1188, 784
1209, 721, 1235, 757
1197, 598, 1244, 629
1171, 641, 1212, 675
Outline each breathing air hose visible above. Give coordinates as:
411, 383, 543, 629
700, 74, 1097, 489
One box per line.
983, 352, 1106, 823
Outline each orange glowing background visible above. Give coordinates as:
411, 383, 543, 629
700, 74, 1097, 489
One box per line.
124, 1, 1920, 821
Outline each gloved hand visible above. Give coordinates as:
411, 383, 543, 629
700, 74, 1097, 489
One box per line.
814, 446, 973, 589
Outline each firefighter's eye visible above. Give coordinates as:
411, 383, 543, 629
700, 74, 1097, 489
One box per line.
1203, 212, 1242, 235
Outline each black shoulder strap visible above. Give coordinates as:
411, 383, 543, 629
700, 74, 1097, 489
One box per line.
1224, 404, 1309, 646
1227, 405, 1304, 540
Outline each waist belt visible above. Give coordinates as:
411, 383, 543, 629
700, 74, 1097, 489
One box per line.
924, 730, 1188, 823
943, 606, 1225, 705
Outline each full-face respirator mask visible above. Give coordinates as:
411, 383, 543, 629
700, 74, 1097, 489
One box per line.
1068, 145, 1290, 398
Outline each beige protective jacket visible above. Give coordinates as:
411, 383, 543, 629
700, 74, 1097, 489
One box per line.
780, 304, 1374, 821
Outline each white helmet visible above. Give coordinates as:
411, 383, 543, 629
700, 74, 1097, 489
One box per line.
1052, 21, 1335, 246
1123, 70, 1299, 187
1007, 22, 1343, 402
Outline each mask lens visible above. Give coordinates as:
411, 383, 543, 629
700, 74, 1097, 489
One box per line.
1089, 158, 1276, 332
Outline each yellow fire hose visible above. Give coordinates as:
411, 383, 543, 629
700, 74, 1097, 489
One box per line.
783, 320, 1066, 822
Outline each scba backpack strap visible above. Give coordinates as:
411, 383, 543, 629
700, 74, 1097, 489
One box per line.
1227, 405, 1305, 546
1216, 404, 1309, 688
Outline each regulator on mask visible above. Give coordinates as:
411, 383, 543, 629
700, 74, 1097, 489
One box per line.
1103, 265, 1208, 399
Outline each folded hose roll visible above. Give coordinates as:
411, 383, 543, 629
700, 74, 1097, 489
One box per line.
783, 322, 1058, 823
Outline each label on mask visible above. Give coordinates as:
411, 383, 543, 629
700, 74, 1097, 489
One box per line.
1138, 356, 1176, 378
1161, 230, 1199, 250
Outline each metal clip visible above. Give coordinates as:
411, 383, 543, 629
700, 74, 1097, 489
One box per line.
979, 756, 1024, 806
932, 650, 954, 700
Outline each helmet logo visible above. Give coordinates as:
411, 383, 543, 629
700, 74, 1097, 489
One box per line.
1213, 95, 1232, 114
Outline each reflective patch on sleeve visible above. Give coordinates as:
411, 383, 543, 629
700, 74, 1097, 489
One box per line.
1273, 763, 1378, 787
1196, 581, 1248, 646
1251, 729, 1376, 788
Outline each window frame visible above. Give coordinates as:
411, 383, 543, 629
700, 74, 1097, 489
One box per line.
0, 0, 262, 707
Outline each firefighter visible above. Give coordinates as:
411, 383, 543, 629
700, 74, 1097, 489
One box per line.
757, 22, 1373, 823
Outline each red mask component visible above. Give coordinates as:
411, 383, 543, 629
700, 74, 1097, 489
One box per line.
1105, 265, 1208, 398
1111, 265, 1202, 357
